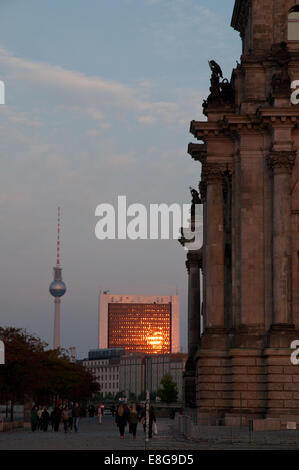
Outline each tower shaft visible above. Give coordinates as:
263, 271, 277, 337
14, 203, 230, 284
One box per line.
53, 298, 61, 349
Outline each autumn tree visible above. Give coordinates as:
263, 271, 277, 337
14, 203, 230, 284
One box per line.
0, 327, 98, 420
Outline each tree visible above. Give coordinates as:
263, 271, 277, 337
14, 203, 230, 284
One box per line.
138, 391, 146, 401
129, 392, 137, 402
0, 327, 99, 420
157, 374, 178, 404
114, 391, 125, 401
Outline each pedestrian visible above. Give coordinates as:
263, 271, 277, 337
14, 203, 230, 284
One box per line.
73, 402, 81, 433
62, 406, 70, 433
50, 408, 55, 431
31, 405, 39, 432
115, 404, 128, 439
52, 405, 62, 432
149, 406, 156, 439
140, 406, 146, 433
139, 405, 156, 438
98, 404, 104, 424
37, 406, 43, 430
88, 404, 95, 417
129, 404, 139, 439
41, 407, 50, 432
68, 406, 73, 431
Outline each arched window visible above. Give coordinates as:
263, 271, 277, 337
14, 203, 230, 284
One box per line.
288, 6, 299, 41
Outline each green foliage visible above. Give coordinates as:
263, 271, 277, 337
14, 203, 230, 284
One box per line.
138, 391, 146, 401
157, 373, 178, 404
0, 327, 99, 411
129, 392, 137, 402
114, 391, 125, 401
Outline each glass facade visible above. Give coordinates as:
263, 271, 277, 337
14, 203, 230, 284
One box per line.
108, 303, 171, 354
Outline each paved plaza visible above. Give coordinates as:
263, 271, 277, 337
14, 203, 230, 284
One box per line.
0, 417, 299, 450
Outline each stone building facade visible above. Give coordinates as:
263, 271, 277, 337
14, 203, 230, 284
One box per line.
182, 0, 299, 423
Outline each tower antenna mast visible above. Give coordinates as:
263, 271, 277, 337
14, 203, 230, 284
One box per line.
49, 207, 67, 349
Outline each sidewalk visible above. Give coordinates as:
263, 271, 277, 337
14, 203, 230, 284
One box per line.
0, 417, 299, 450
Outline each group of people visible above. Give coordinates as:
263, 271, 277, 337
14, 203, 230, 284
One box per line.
115, 403, 156, 440
31, 403, 81, 433
31, 401, 158, 440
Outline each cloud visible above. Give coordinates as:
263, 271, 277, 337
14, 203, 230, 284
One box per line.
0, 45, 189, 126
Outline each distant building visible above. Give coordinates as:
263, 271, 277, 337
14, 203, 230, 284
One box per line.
119, 355, 145, 399
99, 294, 180, 354
81, 348, 186, 402
118, 353, 187, 401
147, 353, 187, 402
82, 348, 125, 398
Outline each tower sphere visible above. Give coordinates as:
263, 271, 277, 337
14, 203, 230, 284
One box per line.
49, 280, 66, 297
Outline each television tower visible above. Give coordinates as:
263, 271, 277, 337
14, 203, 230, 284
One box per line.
49, 207, 66, 349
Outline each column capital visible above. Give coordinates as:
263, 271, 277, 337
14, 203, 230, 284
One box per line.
202, 162, 231, 184
268, 151, 296, 175
186, 248, 202, 273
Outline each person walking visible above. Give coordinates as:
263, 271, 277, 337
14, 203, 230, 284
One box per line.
73, 402, 81, 433
129, 404, 139, 440
140, 406, 146, 434
41, 407, 50, 432
98, 404, 104, 424
62, 406, 70, 433
115, 404, 128, 439
139, 405, 156, 438
52, 405, 62, 432
37, 406, 43, 430
68, 406, 73, 431
31, 405, 39, 432
88, 404, 95, 417
149, 406, 156, 439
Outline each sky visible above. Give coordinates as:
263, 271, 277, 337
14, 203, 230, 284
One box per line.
0, 0, 241, 358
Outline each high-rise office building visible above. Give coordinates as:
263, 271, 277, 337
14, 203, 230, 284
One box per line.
99, 294, 180, 354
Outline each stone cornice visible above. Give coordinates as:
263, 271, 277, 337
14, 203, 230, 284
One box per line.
190, 120, 223, 140
257, 108, 299, 126
187, 143, 207, 163
221, 114, 261, 132
231, 0, 251, 36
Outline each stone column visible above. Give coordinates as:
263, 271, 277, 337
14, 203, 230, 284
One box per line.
265, 151, 299, 419
203, 163, 225, 331
197, 163, 231, 419
269, 151, 296, 327
186, 250, 202, 359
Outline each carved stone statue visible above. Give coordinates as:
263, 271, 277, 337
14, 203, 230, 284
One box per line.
203, 60, 235, 114
209, 60, 223, 79
189, 186, 201, 206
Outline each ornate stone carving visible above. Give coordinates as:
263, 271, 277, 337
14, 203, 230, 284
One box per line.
188, 143, 207, 163
202, 163, 229, 184
203, 61, 235, 115
186, 249, 203, 273
268, 151, 296, 174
